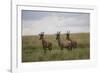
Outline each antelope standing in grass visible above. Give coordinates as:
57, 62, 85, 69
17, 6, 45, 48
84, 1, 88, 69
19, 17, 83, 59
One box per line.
66, 31, 77, 48
56, 32, 72, 50
39, 32, 52, 53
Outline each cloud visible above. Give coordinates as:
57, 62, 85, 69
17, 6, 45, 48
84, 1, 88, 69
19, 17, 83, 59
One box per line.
22, 11, 90, 35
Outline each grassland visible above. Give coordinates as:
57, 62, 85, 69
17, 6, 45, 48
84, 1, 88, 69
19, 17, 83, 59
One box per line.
22, 33, 90, 62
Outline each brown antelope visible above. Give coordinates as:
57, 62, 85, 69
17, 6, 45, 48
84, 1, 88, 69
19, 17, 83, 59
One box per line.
39, 32, 52, 53
56, 32, 72, 50
66, 31, 77, 48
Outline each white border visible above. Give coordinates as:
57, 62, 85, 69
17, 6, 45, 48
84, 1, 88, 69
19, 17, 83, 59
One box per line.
12, 3, 97, 73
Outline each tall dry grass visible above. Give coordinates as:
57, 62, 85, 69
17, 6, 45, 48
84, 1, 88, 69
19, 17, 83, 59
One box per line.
22, 33, 90, 62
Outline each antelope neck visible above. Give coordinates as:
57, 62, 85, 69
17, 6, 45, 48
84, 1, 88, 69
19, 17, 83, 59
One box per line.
57, 38, 61, 46
66, 38, 71, 41
41, 39, 46, 44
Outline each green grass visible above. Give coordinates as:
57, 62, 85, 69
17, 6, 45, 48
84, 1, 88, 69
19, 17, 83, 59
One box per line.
22, 33, 90, 62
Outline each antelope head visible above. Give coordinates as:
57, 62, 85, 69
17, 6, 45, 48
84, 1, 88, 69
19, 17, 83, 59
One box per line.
66, 30, 70, 40
56, 31, 61, 40
39, 32, 44, 40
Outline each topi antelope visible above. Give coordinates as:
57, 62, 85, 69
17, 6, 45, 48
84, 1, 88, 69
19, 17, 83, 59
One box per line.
39, 32, 52, 53
56, 32, 72, 50
66, 31, 77, 48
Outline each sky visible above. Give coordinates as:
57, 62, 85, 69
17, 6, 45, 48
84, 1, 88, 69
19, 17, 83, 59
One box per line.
22, 10, 90, 35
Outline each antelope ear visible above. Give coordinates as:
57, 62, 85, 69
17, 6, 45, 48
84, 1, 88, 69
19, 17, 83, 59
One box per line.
41, 32, 44, 34
58, 31, 61, 34
68, 30, 70, 33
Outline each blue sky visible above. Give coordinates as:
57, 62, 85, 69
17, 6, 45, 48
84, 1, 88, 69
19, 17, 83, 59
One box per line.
22, 10, 90, 35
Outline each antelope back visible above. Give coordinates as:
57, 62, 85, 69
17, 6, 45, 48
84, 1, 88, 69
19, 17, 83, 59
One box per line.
60, 40, 71, 47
